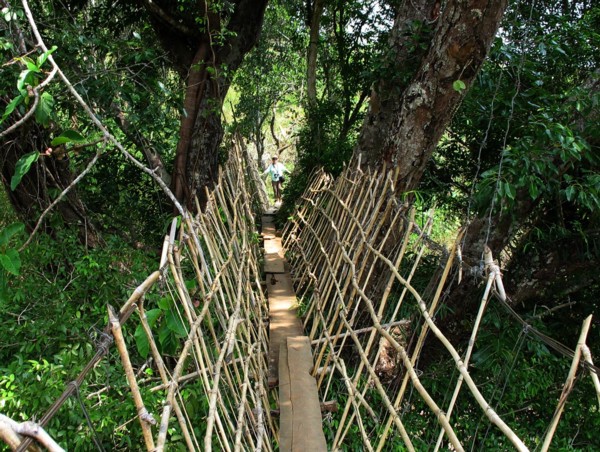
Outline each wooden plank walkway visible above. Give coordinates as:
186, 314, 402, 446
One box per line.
262, 210, 327, 452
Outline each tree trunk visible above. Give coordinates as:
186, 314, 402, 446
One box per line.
356, 0, 437, 162
353, 0, 508, 351
144, 0, 269, 210
357, 0, 508, 196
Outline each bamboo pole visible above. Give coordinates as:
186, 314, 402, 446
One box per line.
108, 305, 156, 451
580, 344, 600, 407
434, 256, 496, 451
0, 414, 61, 452
540, 315, 592, 452
310, 320, 410, 345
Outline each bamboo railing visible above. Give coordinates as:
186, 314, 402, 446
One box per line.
123, 143, 275, 451
3, 143, 274, 452
282, 162, 599, 452
3, 153, 599, 451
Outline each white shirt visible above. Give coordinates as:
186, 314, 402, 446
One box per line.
264, 162, 287, 182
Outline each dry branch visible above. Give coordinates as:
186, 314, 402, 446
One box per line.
0, 414, 63, 452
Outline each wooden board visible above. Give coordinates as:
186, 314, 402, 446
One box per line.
278, 341, 293, 451
267, 272, 303, 385
264, 254, 285, 274
279, 336, 327, 452
262, 209, 327, 451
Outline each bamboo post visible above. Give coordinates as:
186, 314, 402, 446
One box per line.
108, 305, 156, 451
580, 344, 600, 407
433, 248, 497, 452
541, 315, 592, 452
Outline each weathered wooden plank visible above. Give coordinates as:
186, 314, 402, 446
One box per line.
287, 336, 327, 452
268, 273, 303, 386
264, 251, 285, 273
279, 342, 293, 452
263, 208, 327, 451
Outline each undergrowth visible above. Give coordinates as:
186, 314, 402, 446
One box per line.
0, 212, 162, 449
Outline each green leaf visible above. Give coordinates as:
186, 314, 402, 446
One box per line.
452, 80, 466, 92
50, 130, 86, 146
1, 95, 23, 124
506, 183, 516, 200
145, 308, 162, 327
528, 181, 539, 200
0, 223, 25, 247
35, 92, 54, 126
134, 309, 161, 358
2, 7, 17, 21
134, 324, 150, 358
21, 57, 40, 73
158, 296, 172, 310
166, 308, 187, 337
158, 323, 172, 348
36, 45, 57, 68
17, 70, 36, 93
11, 152, 39, 191
565, 185, 576, 202
0, 249, 21, 275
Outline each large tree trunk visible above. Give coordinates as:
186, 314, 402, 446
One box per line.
144, 0, 269, 210
357, 0, 508, 195
356, 0, 437, 159
353, 0, 508, 351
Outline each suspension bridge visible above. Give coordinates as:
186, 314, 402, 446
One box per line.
1, 143, 599, 452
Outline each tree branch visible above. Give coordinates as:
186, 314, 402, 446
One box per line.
111, 101, 171, 186
0, 414, 64, 452
0, 66, 57, 139
141, 0, 199, 38
19, 147, 103, 252
21, 0, 185, 217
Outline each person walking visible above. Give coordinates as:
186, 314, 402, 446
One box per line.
263, 155, 289, 203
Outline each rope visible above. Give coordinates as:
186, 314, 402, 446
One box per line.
72, 383, 106, 452
494, 293, 600, 375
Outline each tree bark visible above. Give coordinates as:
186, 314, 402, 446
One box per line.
357, 0, 508, 196
356, 0, 437, 163
144, 0, 269, 210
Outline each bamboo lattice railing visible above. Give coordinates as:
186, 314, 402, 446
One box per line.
3, 143, 274, 452
118, 144, 275, 451
3, 152, 599, 451
282, 162, 599, 452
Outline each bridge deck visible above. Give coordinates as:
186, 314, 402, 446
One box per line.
262, 212, 327, 452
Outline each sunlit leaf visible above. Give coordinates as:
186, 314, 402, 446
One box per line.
11, 152, 40, 191
452, 80, 466, 92
36, 45, 57, 68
